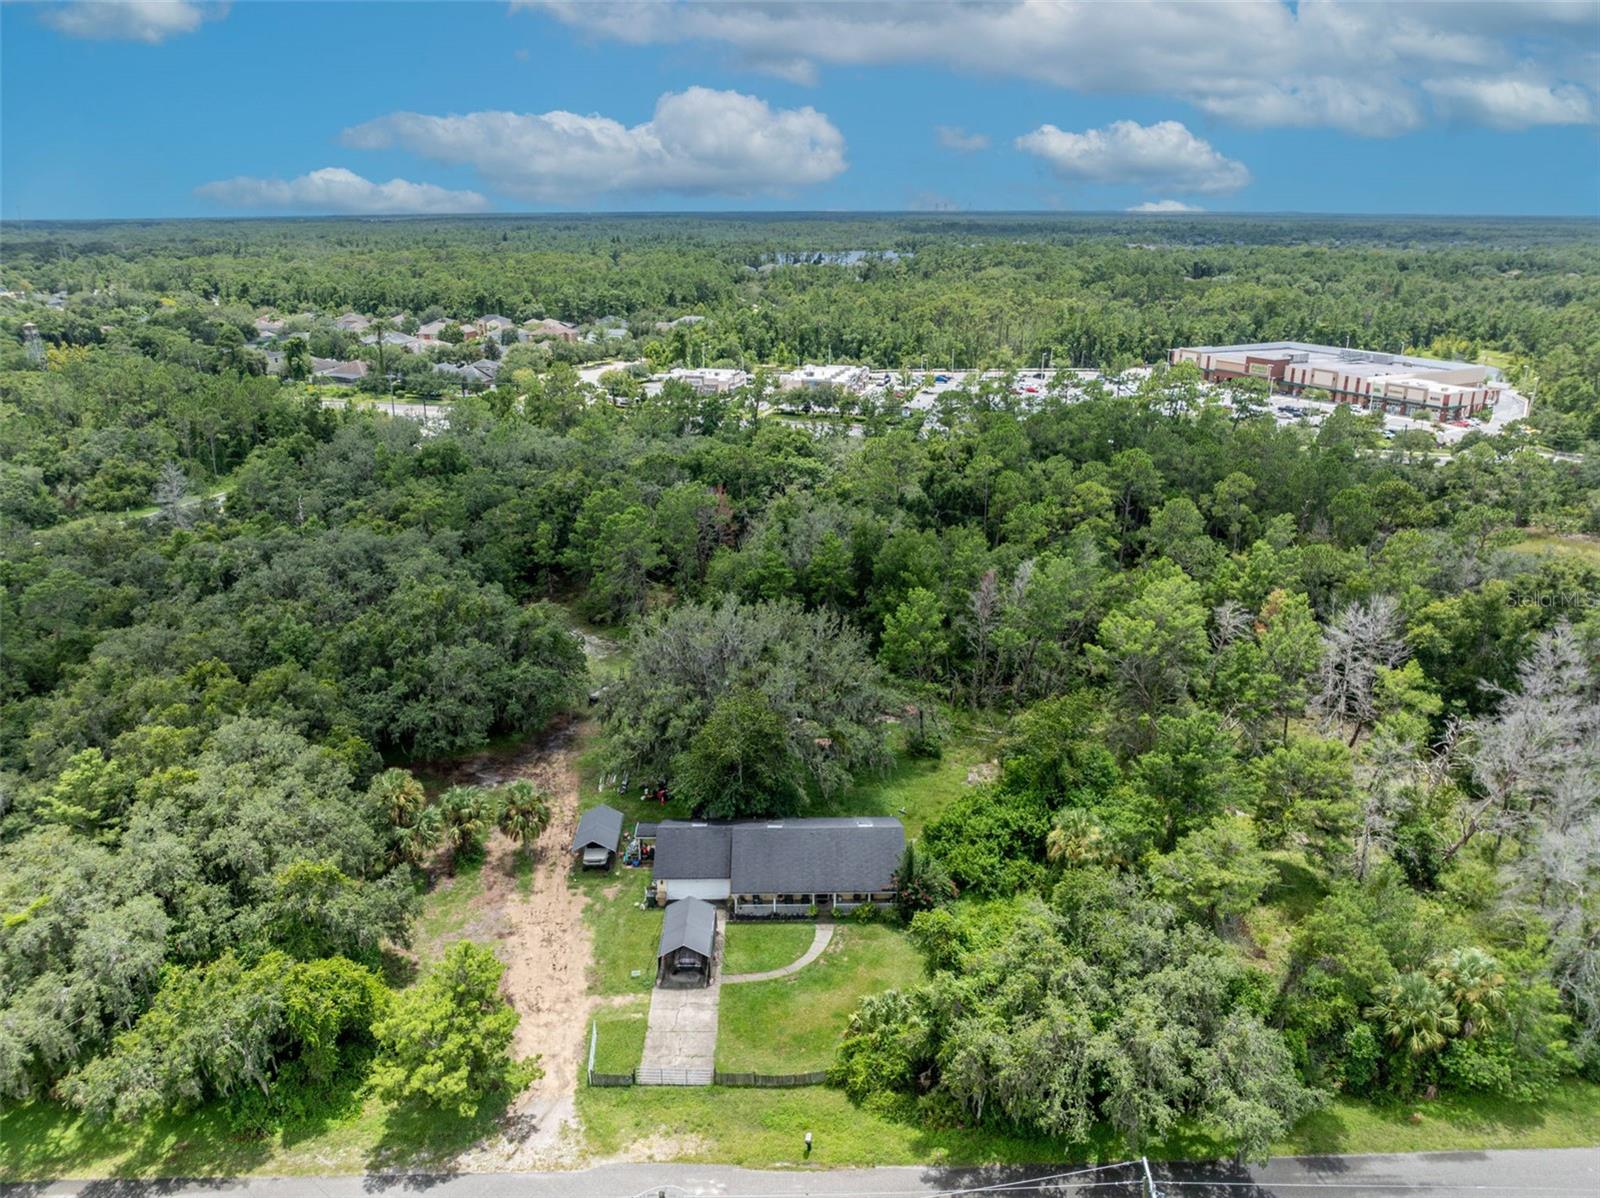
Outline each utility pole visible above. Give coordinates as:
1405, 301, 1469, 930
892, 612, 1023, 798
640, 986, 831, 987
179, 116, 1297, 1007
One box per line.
1142, 1155, 1161, 1198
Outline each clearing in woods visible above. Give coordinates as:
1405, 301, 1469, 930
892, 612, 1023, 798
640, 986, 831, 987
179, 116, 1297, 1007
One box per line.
423, 715, 616, 1168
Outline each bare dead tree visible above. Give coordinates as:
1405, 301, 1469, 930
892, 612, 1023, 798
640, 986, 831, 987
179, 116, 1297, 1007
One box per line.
966, 568, 1001, 707
1311, 595, 1407, 747
152, 461, 194, 529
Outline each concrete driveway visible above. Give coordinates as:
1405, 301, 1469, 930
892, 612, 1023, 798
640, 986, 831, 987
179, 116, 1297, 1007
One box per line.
638, 981, 720, 1077
637, 909, 723, 1082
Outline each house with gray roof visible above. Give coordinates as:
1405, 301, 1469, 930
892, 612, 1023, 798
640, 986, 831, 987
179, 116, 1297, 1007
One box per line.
572, 804, 624, 869
312, 359, 369, 385
656, 896, 717, 987
651, 817, 904, 917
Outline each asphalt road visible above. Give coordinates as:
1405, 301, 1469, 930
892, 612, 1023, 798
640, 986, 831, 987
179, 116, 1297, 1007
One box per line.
5, 1149, 1597, 1198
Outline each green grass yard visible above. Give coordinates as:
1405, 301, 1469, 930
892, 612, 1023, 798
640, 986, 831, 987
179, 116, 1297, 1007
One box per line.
721, 921, 817, 975
0, 1085, 519, 1180
411, 857, 488, 964
715, 923, 924, 1073
576, 865, 660, 996
10, 1079, 1597, 1179
830, 730, 993, 838
574, 1079, 1600, 1169
589, 998, 650, 1076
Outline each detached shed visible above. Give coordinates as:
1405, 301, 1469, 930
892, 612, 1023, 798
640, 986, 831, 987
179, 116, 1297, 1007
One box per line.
656, 897, 717, 988
572, 804, 624, 869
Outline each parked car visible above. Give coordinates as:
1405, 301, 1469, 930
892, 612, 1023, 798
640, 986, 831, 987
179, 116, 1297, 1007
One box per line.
934, 374, 950, 383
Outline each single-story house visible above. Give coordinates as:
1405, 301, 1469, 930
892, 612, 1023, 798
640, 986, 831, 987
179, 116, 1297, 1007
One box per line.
468, 358, 501, 383
416, 319, 451, 342
362, 330, 424, 353
572, 803, 624, 869
524, 318, 578, 342
434, 361, 495, 388
254, 316, 285, 337
653, 822, 732, 903
654, 314, 706, 332
652, 817, 904, 917
312, 359, 369, 385
656, 896, 717, 988
334, 313, 372, 333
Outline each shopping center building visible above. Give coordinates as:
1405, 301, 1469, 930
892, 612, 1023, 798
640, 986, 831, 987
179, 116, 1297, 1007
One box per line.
1168, 341, 1503, 422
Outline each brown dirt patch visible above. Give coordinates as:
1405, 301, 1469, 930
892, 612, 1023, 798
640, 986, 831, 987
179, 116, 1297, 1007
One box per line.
429, 717, 607, 1168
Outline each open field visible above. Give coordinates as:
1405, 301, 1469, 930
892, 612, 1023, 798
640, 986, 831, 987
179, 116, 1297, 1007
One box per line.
1509, 531, 1600, 566
715, 924, 924, 1073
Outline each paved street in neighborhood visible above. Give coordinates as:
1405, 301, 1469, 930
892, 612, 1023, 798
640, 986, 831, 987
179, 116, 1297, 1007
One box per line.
5, 1148, 1597, 1198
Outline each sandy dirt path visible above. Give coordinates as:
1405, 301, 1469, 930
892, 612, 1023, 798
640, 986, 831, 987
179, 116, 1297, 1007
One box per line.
431, 717, 616, 1169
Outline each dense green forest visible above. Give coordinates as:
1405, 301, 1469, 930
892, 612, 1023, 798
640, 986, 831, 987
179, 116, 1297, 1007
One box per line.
2, 214, 1598, 1167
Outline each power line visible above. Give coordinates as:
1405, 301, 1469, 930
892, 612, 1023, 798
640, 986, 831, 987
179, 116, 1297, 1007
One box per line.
645, 1162, 1142, 1198
1154, 1183, 1594, 1193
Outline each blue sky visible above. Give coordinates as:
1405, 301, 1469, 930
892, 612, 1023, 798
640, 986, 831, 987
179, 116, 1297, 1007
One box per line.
3, 0, 1598, 219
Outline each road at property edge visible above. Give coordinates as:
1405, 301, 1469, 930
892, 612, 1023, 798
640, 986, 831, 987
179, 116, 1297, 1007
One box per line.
5, 1147, 1597, 1197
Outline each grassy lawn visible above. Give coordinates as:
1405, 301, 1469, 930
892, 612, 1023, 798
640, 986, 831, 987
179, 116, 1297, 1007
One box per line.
571, 855, 660, 997
411, 857, 488, 964
589, 997, 650, 1076
0, 1086, 519, 1180
575, 1078, 1600, 1169
722, 921, 817, 975
829, 730, 993, 838
575, 1086, 1087, 1167
716, 923, 924, 1073
8, 1066, 1595, 1178
1277, 1081, 1600, 1155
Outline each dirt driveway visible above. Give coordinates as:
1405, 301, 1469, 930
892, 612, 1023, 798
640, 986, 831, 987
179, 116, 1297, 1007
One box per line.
427, 717, 615, 1168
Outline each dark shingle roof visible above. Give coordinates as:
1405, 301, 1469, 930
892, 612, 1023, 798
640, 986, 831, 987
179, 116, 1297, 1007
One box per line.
651, 817, 905, 894
634, 821, 660, 839
652, 822, 731, 879
572, 804, 623, 853
730, 818, 904, 894
657, 897, 717, 959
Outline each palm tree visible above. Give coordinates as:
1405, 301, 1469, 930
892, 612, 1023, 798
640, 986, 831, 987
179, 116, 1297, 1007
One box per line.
1045, 808, 1113, 868
368, 768, 427, 829
1432, 947, 1505, 1038
393, 803, 443, 867
496, 781, 553, 864
1369, 971, 1460, 1058
438, 786, 489, 874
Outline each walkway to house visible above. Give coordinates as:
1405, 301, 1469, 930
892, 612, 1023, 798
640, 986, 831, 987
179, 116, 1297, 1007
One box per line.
637, 910, 724, 1084
722, 922, 834, 984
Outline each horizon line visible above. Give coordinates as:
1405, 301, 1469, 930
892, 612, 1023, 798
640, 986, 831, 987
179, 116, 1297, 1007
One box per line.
4, 208, 1597, 225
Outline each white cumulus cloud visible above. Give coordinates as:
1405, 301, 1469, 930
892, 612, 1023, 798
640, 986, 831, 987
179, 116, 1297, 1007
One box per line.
521, 1, 1597, 136
1016, 120, 1250, 195
341, 88, 846, 202
195, 167, 488, 215
1128, 199, 1205, 213
1424, 77, 1595, 129
935, 125, 989, 153
37, 0, 222, 43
